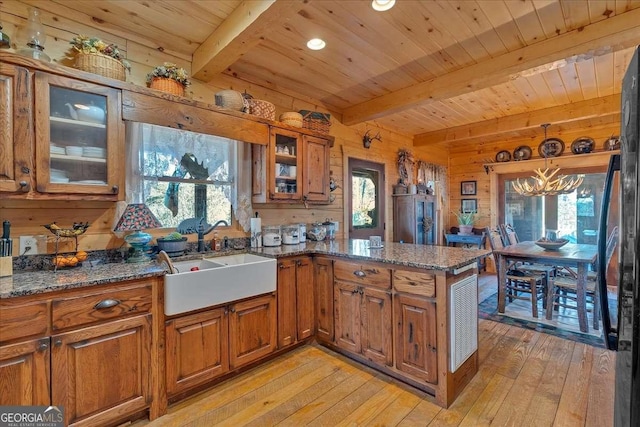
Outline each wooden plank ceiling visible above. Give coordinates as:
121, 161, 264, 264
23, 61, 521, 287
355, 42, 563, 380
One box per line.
24, 0, 640, 141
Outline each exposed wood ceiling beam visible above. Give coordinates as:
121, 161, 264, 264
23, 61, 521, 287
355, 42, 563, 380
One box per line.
342, 8, 640, 126
414, 94, 621, 146
192, 0, 304, 81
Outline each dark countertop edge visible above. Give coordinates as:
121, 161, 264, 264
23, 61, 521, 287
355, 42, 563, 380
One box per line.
2, 243, 490, 299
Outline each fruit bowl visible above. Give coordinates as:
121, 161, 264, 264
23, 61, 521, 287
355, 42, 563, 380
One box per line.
535, 238, 569, 251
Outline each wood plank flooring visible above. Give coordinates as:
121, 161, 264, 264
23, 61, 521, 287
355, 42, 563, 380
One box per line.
134, 274, 616, 426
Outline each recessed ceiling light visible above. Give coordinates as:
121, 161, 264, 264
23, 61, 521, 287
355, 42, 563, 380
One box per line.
371, 0, 395, 11
307, 38, 326, 50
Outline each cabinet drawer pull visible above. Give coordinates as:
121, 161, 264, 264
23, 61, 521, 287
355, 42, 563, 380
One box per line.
94, 299, 121, 309
353, 270, 366, 278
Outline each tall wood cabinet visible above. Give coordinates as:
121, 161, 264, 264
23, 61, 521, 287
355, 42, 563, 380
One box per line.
393, 194, 438, 245
314, 257, 334, 343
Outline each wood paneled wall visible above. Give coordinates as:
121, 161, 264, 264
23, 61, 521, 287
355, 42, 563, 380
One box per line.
448, 125, 619, 232
0, 3, 448, 253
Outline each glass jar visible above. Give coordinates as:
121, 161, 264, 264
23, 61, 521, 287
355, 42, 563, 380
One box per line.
262, 225, 281, 247
282, 225, 299, 245
307, 223, 326, 241
322, 220, 336, 240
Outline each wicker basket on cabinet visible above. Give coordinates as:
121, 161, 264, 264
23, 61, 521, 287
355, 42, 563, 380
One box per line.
149, 77, 185, 97
75, 52, 126, 81
299, 110, 331, 134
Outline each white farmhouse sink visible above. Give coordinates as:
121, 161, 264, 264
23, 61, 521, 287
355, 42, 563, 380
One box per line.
164, 254, 276, 316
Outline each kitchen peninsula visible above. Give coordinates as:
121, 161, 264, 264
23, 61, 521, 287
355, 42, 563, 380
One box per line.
0, 240, 488, 425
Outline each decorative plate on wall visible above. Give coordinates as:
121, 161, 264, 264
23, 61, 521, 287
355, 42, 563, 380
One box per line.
604, 135, 621, 151
495, 150, 511, 162
513, 145, 532, 161
538, 137, 565, 158
570, 136, 595, 154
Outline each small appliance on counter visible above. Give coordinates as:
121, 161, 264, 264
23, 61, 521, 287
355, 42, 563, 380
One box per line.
298, 223, 306, 243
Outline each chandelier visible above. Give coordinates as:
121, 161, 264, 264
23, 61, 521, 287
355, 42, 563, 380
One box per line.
512, 124, 584, 196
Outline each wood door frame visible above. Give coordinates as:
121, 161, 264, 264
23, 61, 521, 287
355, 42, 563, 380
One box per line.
347, 157, 386, 240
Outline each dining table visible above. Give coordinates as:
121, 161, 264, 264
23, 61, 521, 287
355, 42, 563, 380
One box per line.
493, 241, 598, 333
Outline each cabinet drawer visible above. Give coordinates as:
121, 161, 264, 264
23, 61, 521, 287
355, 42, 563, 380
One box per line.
52, 284, 152, 331
0, 301, 49, 343
393, 270, 436, 297
334, 260, 390, 289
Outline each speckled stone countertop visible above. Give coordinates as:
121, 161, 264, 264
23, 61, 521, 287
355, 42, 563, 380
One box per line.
256, 239, 490, 271
1, 239, 489, 299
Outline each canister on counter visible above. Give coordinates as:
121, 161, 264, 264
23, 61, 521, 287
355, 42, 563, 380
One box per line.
282, 225, 299, 245
298, 223, 307, 242
322, 220, 336, 240
262, 225, 281, 247
307, 222, 326, 241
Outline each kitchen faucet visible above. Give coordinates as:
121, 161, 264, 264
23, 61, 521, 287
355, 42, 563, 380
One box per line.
198, 220, 229, 252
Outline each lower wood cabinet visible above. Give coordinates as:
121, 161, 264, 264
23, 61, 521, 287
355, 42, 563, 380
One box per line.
52, 314, 152, 427
277, 256, 314, 348
394, 293, 438, 383
334, 281, 393, 366
0, 338, 50, 406
0, 278, 160, 426
229, 294, 277, 367
166, 293, 276, 397
165, 308, 229, 396
314, 257, 334, 343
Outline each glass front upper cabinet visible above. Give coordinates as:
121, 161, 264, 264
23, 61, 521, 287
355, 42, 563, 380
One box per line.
34, 72, 123, 198
269, 127, 301, 201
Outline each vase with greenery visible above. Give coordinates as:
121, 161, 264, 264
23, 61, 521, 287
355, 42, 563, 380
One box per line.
146, 62, 191, 96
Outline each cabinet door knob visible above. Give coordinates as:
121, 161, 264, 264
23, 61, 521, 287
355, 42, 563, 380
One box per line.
229, 307, 236, 313
94, 299, 121, 309
111, 185, 119, 194
19, 181, 29, 190
54, 339, 62, 347
21, 166, 30, 174
353, 270, 366, 278
359, 289, 364, 295
37, 341, 49, 352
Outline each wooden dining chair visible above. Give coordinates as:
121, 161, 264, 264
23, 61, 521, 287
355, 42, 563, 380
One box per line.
499, 224, 556, 279
545, 226, 619, 330
485, 227, 547, 318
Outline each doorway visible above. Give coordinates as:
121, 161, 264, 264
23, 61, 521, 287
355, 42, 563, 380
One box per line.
348, 158, 385, 240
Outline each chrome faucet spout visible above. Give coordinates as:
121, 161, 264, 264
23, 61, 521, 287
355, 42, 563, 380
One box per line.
202, 220, 229, 236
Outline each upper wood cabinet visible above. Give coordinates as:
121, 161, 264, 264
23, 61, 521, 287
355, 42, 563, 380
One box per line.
252, 126, 332, 204
34, 72, 123, 199
0, 63, 33, 193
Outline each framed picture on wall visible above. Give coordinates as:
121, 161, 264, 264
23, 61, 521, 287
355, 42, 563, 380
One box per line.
461, 180, 477, 195
461, 198, 477, 213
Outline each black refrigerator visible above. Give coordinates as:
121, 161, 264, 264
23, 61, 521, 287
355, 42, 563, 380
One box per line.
599, 46, 640, 427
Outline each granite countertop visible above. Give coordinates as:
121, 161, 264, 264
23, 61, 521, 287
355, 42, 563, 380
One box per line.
1, 239, 490, 299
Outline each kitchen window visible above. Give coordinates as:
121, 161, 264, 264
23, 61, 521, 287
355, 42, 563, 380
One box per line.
125, 123, 253, 231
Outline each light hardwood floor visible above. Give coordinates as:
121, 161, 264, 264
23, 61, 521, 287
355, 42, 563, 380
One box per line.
135, 273, 615, 427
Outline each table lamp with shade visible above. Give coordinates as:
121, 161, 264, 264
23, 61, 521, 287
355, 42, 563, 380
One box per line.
114, 203, 162, 263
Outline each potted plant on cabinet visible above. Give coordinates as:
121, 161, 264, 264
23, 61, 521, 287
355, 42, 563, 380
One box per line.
146, 62, 191, 97
452, 210, 478, 235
